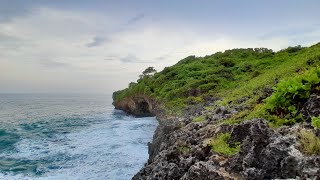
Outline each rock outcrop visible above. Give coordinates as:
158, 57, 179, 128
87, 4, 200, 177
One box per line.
301, 94, 320, 120
113, 95, 320, 179
133, 116, 320, 179
113, 96, 156, 117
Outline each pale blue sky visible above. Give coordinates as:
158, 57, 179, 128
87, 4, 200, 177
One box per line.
1, 1, 320, 93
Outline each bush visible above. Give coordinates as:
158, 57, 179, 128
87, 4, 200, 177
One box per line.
251, 70, 261, 78
266, 69, 320, 116
311, 116, 320, 129
199, 83, 217, 92
113, 43, 320, 116
284, 45, 304, 53
217, 58, 235, 67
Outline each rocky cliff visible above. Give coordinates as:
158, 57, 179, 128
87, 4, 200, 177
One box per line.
113, 95, 157, 117
112, 43, 320, 179
146, 109, 318, 179
115, 95, 320, 179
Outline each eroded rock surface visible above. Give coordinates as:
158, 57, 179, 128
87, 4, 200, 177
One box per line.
133, 116, 320, 179
113, 95, 320, 179
113, 96, 156, 117
301, 94, 320, 119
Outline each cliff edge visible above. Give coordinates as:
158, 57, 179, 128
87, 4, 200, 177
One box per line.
113, 43, 320, 179
113, 95, 157, 117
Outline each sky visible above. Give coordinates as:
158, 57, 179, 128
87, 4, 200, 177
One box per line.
1, 0, 320, 94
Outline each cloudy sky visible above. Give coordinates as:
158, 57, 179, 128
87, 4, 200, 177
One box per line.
1, 0, 320, 94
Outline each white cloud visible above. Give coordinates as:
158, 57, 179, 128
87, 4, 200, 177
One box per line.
0, 7, 319, 93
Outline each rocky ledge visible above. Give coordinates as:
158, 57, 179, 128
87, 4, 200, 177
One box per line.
113, 95, 158, 117
114, 96, 320, 179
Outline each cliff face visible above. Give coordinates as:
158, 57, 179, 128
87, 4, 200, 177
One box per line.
131, 102, 320, 180
113, 95, 320, 179
112, 89, 320, 179
113, 95, 156, 117
112, 43, 320, 179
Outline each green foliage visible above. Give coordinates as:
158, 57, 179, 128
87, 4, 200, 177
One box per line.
192, 115, 206, 122
128, 82, 137, 88
209, 133, 240, 157
299, 130, 320, 155
280, 45, 305, 54
142, 67, 157, 77
311, 116, 320, 129
266, 69, 320, 116
113, 43, 320, 114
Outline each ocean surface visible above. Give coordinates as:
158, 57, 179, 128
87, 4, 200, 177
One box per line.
0, 94, 158, 180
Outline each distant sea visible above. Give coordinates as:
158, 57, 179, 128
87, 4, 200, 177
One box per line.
0, 94, 157, 180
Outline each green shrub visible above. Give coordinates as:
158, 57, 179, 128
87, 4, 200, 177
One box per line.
266, 69, 320, 116
251, 70, 261, 78
209, 133, 240, 157
113, 43, 320, 116
299, 130, 320, 155
311, 116, 320, 129
217, 58, 235, 67
280, 45, 304, 53
199, 83, 217, 92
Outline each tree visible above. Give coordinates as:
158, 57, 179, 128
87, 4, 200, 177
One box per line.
128, 82, 137, 88
140, 67, 157, 79
142, 67, 157, 76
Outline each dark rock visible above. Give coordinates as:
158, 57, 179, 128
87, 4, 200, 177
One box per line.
184, 104, 204, 117
300, 156, 320, 178
181, 161, 224, 180
113, 96, 156, 117
236, 97, 249, 104
227, 119, 320, 179
301, 94, 320, 119
127, 93, 320, 180
206, 106, 237, 122
148, 119, 181, 161
256, 87, 273, 104
215, 106, 229, 115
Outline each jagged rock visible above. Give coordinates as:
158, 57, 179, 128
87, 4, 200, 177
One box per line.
256, 87, 273, 104
301, 94, 320, 119
184, 104, 204, 119
227, 119, 319, 179
148, 119, 181, 161
206, 106, 236, 121
181, 161, 224, 180
236, 97, 249, 104
113, 96, 159, 117
300, 156, 320, 178
130, 95, 320, 180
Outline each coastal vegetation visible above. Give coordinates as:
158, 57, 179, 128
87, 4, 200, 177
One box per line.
116, 42, 320, 179
113, 42, 320, 156
114, 43, 320, 117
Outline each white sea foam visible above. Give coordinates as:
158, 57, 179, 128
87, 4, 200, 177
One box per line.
0, 94, 157, 180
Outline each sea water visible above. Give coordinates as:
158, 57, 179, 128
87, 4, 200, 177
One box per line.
0, 94, 157, 180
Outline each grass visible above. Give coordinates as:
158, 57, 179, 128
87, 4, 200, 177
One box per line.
192, 115, 206, 122
209, 133, 240, 157
298, 130, 320, 155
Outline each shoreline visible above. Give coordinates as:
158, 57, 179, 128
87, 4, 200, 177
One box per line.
114, 96, 320, 179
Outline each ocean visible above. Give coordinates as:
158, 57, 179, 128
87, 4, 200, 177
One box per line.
0, 94, 157, 180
